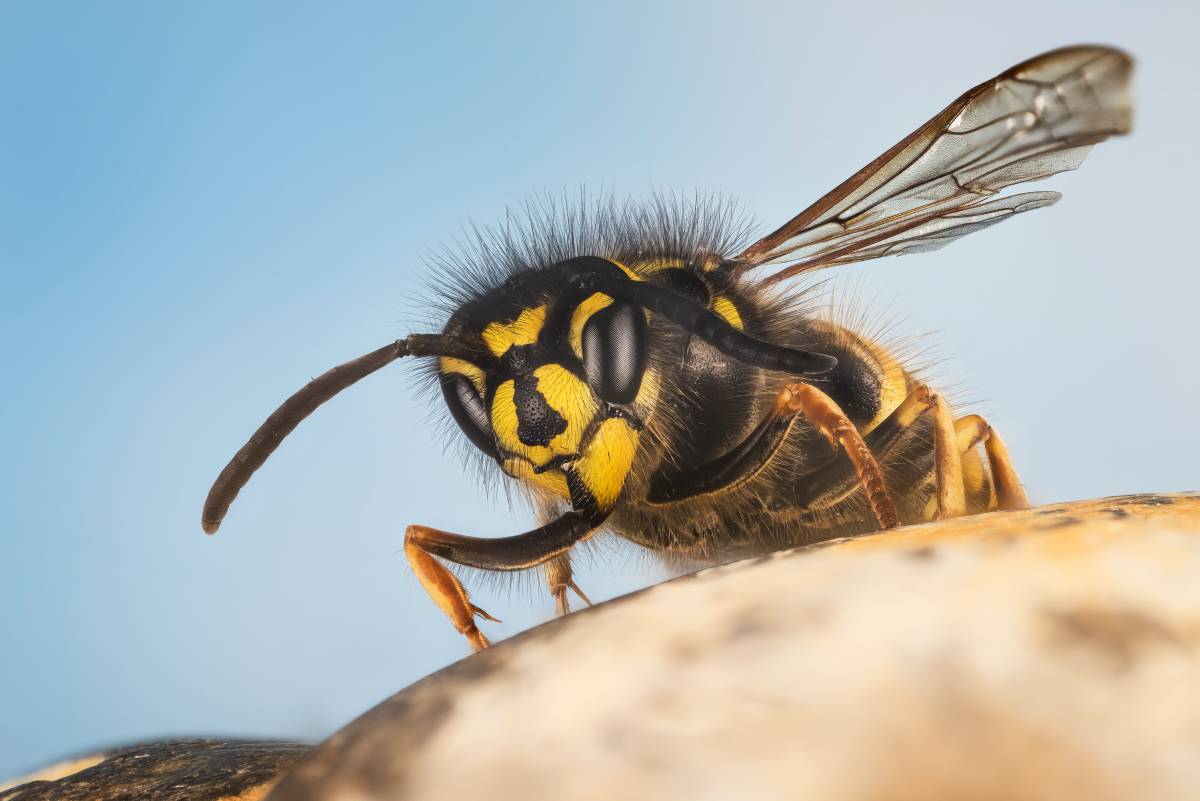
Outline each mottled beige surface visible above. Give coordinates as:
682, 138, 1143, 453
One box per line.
263, 494, 1199, 800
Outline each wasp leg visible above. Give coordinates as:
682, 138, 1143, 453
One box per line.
533, 501, 594, 617
796, 383, 974, 522
544, 553, 593, 617
776, 383, 899, 529
782, 384, 935, 514
796, 385, 1028, 521
404, 511, 595, 651
930, 392, 967, 519
953, 414, 1030, 511
649, 383, 913, 529
403, 534, 495, 652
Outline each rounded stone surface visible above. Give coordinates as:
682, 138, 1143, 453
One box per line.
267, 494, 1200, 801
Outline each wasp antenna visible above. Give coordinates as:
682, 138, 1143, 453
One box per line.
614, 278, 838, 376
201, 339, 410, 534
202, 335, 485, 535
558, 264, 837, 376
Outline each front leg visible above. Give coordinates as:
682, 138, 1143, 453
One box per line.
544, 553, 593, 617
404, 510, 598, 652
534, 501, 593, 617
408, 411, 638, 649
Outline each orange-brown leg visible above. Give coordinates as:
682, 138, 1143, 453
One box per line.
953, 415, 1030, 510
544, 553, 593, 617
892, 387, 1030, 520
776, 383, 899, 529
929, 392, 967, 520
404, 511, 596, 651
881, 382, 986, 520
404, 529, 498, 652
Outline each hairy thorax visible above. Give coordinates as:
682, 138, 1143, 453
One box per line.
612, 271, 993, 565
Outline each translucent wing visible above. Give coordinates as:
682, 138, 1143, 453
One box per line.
734, 46, 1133, 285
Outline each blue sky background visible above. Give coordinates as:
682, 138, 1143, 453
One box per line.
3, 0, 1197, 778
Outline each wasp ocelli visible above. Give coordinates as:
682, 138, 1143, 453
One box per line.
202, 46, 1133, 651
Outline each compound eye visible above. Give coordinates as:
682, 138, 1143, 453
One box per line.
582, 301, 647, 405
440, 374, 499, 460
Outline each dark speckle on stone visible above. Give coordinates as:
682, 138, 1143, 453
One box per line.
1042, 606, 1183, 672
725, 611, 770, 641
1104, 507, 1132, 519
1033, 516, 1083, 530
1109, 493, 1177, 507
905, 546, 938, 562
1035, 507, 1068, 516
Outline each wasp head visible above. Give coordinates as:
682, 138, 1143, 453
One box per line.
436, 257, 657, 513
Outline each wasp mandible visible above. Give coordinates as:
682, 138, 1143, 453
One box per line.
203, 46, 1133, 651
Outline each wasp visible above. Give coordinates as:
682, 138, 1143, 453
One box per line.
202, 46, 1132, 651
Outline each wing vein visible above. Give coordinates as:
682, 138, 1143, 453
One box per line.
733, 45, 1133, 281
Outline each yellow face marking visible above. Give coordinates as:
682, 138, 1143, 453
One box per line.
568, 291, 614, 359
490, 378, 542, 460
438, 356, 486, 394
502, 457, 570, 499
493, 362, 655, 508
574, 417, 640, 511
536, 363, 598, 454
490, 365, 597, 465
481, 304, 547, 357
710, 295, 744, 330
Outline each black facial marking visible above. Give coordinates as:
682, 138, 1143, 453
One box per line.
566, 467, 604, 524
501, 343, 536, 374
513, 374, 567, 447
603, 402, 644, 430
